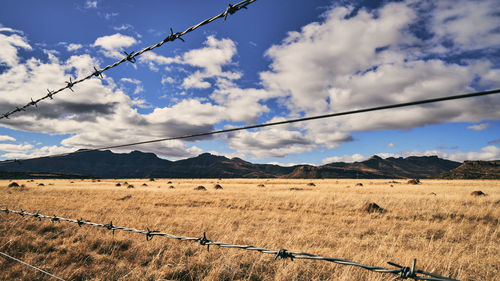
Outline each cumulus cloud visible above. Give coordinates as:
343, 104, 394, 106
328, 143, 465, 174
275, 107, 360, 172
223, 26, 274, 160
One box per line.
0, 135, 16, 142
0, 29, 224, 160
67, 43, 83, 52
138, 36, 240, 89
387, 142, 395, 148
322, 153, 366, 164
322, 145, 500, 164
218, 0, 499, 158
93, 33, 137, 58
0, 28, 32, 67
467, 123, 490, 131
430, 0, 500, 51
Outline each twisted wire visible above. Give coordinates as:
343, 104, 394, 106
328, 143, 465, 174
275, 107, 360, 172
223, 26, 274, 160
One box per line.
0, 251, 66, 281
0, 0, 257, 120
0, 88, 498, 166
0, 208, 459, 281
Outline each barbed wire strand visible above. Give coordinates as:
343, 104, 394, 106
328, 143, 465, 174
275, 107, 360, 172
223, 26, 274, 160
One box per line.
0, 88, 498, 166
0, 251, 66, 281
0, 208, 459, 281
0, 0, 257, 120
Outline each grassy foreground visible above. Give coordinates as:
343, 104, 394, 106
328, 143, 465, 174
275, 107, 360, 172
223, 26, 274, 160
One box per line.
0, 179, 498, 281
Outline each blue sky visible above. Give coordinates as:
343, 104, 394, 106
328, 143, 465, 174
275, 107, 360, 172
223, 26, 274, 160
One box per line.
0, 0, 499, 165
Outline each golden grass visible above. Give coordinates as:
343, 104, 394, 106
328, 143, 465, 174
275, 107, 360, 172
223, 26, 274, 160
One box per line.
0, 178, 498, 281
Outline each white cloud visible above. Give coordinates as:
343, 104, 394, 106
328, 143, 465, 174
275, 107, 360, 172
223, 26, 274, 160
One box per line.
66, 43, 82, 52
322, 153, 366, 164
113, 24, 133, 31
138, 36, 241, 89
0, 29, 32, 67
467, 123, 490, 131
323, 145, 500, 164
161, 76, 175, 85
85, 1, 97, 9
387, 142, 395, 148
93, 33, 137, 58
431, 0, 500, 51
0, 135, 16, 142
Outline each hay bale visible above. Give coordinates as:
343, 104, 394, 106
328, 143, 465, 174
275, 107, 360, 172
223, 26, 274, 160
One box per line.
407, 179, 420, 185
360, 202, 385, 213
471, 190, 487, 196
115, 183, 121, 187
307, 182, 316, 186
8, 182, 20, 188
127, 184, 134, 189
214, 184, 223, 190
169, 185, 175, 189
195, 185, 206, 191
355, 183, 363, 187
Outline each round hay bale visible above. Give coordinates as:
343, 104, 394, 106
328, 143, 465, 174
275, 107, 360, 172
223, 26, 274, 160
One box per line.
115, 183, 121, 187
127, 184, 135, 189
214, 184, 223, 190
8, 182, 20, 188
169, 185, 175, 189
407, 179, 420, 185
307, 182, 316, 186
195, 185, 206, 191
471, 190, 487, 196
360, 202, 385, 213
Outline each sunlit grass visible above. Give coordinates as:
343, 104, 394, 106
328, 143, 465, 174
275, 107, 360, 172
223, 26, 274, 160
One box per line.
0, 179, 498, 280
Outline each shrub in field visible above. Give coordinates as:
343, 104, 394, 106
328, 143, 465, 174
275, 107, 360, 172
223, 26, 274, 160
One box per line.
195, 185, 206, 191
360, 202, 385, 213
214, 184, 223, 190
8, 182, 20, 188
127, 184, 134, 189
471, 190, 487, 196
408, 179, 421, 185
355, 183, 363, 187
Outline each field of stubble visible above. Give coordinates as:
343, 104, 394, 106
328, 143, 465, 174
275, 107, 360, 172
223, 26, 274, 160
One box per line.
0, 178, 498, 281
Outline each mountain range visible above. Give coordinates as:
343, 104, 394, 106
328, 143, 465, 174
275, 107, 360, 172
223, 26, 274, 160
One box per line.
1, 149, 494, 179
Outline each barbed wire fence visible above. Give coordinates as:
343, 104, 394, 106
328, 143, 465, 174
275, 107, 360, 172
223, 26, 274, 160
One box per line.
0, 251, 66, 281
0, 0, 256, 120
0, 208, 459, 281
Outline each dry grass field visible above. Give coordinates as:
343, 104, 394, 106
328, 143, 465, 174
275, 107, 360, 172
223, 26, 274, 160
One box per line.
0, 178, 498, 281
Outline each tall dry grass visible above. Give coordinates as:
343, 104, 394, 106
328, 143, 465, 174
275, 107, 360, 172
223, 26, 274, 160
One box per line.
0, 179, 498, 280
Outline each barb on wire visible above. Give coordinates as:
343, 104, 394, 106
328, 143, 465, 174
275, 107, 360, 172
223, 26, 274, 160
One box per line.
0, 208, 459, 281
0, 251, 66, 281
0, 88, 498, 167
0, 0, 257, 120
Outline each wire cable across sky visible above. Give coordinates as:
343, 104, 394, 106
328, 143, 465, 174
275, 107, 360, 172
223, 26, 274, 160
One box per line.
0, 88, 498, 166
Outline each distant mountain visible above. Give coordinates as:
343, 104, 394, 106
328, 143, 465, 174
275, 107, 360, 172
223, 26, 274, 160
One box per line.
437, 160, 500, 179
0, 150, 480, 179
285, 155, 461, 179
